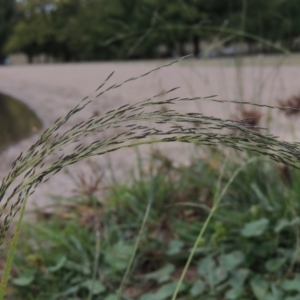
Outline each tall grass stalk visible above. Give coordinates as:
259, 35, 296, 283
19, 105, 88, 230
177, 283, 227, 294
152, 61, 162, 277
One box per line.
0, 194, 29, 299
171, 155, 258, 300
0, 56, 300, 298
116, 178, 154, 299
87, 194, 102, 300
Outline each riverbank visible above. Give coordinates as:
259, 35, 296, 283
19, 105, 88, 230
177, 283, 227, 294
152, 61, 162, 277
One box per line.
0, 60, 300, 208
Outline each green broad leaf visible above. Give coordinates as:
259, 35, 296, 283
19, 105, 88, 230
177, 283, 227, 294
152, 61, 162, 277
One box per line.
48, 255, 67, 272
291, 217, 300, 225
269, 284, 284, 299
274, 219, 290, 233
262, 293, 283, 300
103, 295, 117, 300
198, 256, 216, 276
139, 281, 186, 300
190, 279, 205, 296
12, 271, 35, 286
228, 268, 249, 288
241, 218, 269, 237
104, 241, 134, 271
167, 239, 184, 255
219, 251, 245, 272
292, 247, 300, 263
212, 266, 228, 286
250, 276, 269, 300
278, 248, 293, 257
284, 296, 300, 300
144, 264, 175, 283
281, 276, 300, 292
81, 279, 106, 295
198, 256, 228, 287
225, 286, 244, 299
139, 294, 155, 300
265, 257, 285, 272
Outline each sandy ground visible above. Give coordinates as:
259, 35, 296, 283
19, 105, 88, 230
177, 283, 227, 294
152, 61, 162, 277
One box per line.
1, 58, 300, 210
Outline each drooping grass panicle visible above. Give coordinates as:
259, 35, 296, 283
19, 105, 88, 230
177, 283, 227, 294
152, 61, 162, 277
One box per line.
1, 56, 300, 248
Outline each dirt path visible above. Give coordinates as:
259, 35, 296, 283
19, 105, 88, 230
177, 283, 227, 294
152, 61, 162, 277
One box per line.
0, 60, 300, 209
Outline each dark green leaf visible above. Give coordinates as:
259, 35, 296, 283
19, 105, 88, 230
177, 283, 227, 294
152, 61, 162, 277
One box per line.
265, 258, 285, 272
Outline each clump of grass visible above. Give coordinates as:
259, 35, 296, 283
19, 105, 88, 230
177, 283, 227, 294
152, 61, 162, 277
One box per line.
8, 148, 300, 300
2, 55, 300, 298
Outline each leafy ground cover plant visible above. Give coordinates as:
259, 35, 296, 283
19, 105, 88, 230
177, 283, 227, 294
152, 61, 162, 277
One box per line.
7, 148, 300, 300
2, 56, 300, 299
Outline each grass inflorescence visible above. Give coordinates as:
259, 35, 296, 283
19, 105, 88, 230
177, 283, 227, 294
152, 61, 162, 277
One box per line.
1, 56, 300, 298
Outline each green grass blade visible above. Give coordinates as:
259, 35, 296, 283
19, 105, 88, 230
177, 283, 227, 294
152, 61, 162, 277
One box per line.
0, 195, 29, 299
171, 156, 258, 300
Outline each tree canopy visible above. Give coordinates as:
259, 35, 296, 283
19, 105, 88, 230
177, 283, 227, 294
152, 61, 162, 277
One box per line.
2, 0, 300, 63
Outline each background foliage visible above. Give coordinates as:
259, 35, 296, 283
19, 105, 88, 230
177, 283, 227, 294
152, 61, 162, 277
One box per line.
2, 0, 300, 63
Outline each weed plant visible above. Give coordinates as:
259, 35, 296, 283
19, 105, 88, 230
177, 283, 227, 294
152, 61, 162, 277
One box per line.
1, 56, 300, 299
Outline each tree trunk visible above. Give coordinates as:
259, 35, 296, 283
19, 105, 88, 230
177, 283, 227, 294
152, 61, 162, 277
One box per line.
166, 42, 175, 58
193, 35, 200, 58
178, 42, 185, 56
27, 54, 33, 64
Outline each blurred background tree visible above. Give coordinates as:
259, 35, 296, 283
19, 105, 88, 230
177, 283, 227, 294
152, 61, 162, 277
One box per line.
2, 0, 300, 63
0, 0, 18, 63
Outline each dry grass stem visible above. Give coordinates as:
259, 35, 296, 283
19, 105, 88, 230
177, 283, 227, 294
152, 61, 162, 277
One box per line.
278, 93, 300, 117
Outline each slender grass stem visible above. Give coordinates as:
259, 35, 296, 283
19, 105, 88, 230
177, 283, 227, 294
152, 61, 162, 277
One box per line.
87, 195, 102, 300
116, 178, 154, 300
1, 57, 300, 299
0, 194, 29, 299
171, 156, 257, 300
